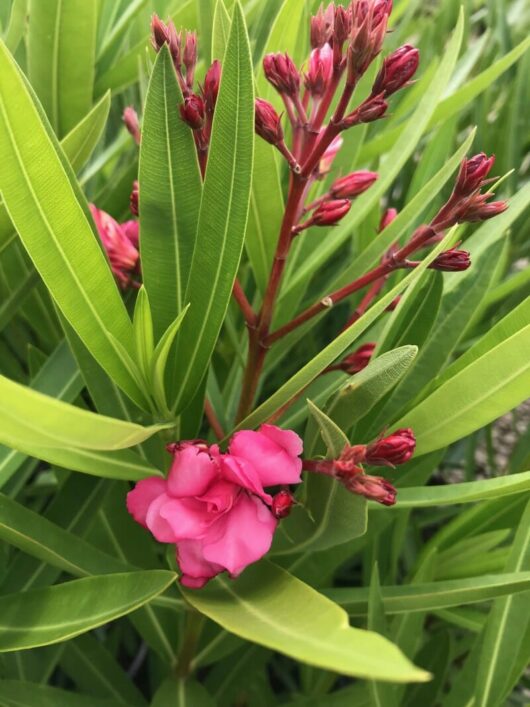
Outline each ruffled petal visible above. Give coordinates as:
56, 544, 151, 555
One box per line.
177, 539, 224, 587
202, 494, 277, 577
167, 445, 219, 498
126, 477, 166, 528
219, 454, 272, 503
229, 426, 303, 487
158, 497, 216, 540
144, 493, 178, 542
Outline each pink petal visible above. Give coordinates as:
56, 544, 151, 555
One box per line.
121, 220, 139, 248
177, 539, 224, 587
219, 454, 272, 503
158, 497, 216, 540
229, 426, 303, 486
202, 494, 277, 577
126, 477, 166, 528
198, 479, 238, 513
167, 445, 219, 498
144, 493, 178, 542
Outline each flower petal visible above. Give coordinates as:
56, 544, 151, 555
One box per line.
229, 425, 303, 486
126, 477, 166, 528
167, 445, 219, 498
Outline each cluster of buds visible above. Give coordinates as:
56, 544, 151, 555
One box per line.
151, 15, 221, 166
303, 428, 416, 505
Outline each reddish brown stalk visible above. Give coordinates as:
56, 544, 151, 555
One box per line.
204, 398, 225, 441
232, 279, 257, 328
341, 275, 388, 332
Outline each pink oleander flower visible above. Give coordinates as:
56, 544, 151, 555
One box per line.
89, 204, 139, 288
319, 133, 343, 175
305, 43, 333, 96
127, 426, 303, 589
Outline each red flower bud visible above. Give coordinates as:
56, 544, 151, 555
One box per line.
183, 31, 197, 87
330, 171, 378, 199
310, 3, 335, 48
318, 134, 343, 174
372, 44, 419, 97
346, 473, 397, 506
271, 489, 296, 519
123, 106, 141, 145
263, 53, 300, 97
379, 208, 397, 231
344, 95, 388, 126
255, 98, 284, 145
202, 60, 221, 113
465, 199, 508, 222
347, 0, 392, 80
334, 5, 352, 45
304, 43, 333, 96
455, 153, 495, 196
179, 94, 205, 129
312, 198, 351, 226
365, 428, 416, 467
429, 248, 471, 272
151, 15, 181, 68
130, 181, 139, 217
337, 342, 376, 374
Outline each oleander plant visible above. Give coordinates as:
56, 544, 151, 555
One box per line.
0, 0, 529, 704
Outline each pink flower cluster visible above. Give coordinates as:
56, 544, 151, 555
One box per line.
127, 425, 303, 588
89, 204, 140, 288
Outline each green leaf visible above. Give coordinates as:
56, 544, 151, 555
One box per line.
0, 571, 176, 651
0, 90, 111, 255
328, 572, 530, 616
27, 0, 97, 136
372, 472, 530, 509
397, 322, 530, 456
133, 286, 155, 379
0, 492, 131, 579
0, 41, 146, 406
139, 45, 202, 339
0, 680, 125, 707
212, 0, 231, 60
151, 306, 189, 413
474, 499, 530, 707
0, 373, 168, 451
181, 561, 429, 683
172, 2, 254, 411
306, 400, 349, 456
235, 227, 459, 432
368, 564, 397, 707
151, 679, 215, 707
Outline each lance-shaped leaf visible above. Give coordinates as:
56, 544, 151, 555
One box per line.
139, 45, 202, 339
172, 3, 254, 411
0, 373, 169, 451
27, 0, 97, 137
0, 41, 146, 406
0, 571, 176, 651
182, 561, 429, 683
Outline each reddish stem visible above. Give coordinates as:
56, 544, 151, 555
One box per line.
232, 279, 257, 328
204, 398, 225, 440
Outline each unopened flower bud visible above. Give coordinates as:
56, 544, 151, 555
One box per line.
338, 342, 376, 374
183, 32, 197, 87
365, 428, 416, 467
310, 3, 335, 48
372, 44, 419, 97
455, 153, 495, 196
305, 43, 333, 96
130, 181, 139, 217
271, 489, 296, 519
123, 106, 140, 145
346, 473, 397, 506
331, 171, 378, 199
379, 207, 398, 231
151, 15, 181, 68
466, 199, 508, 222
334, 5, 352, 45
202, 60, 221, 113
319, 134, 343, 174
255, 98, 284, 145
312, 198, 351, 226
344, 95, 388, 126
430, 248, 471, 272
263, 53, 300, 97
179, 94, 205, 129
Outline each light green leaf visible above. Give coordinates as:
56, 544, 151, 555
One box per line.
373, 472, 530, 509
0, 571, 176, 651
133, 286, 155, 379
212, 0, 231, 60
0, 681, 124, 707
0, 373, 168, 451
173, 2, 254, 411
0, 40, 146, 406
139, 45, 202, 339
306, 400, 349, 457
181, 561, 429, 683
28, 0, 97, 136
368, 564, 397, 707
151, 306, 190, 413
328, 572, 530, 616
397, 323, 530, 456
